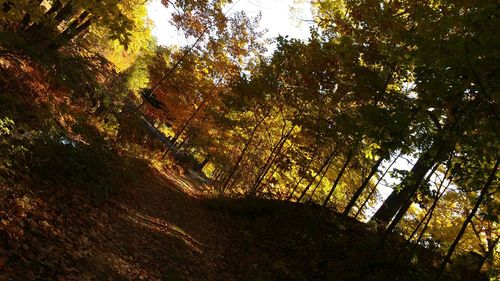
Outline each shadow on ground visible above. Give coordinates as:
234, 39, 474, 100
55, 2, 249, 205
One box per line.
0, 151, 483, 281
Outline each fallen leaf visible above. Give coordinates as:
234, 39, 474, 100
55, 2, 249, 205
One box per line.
0, 256, 7, 269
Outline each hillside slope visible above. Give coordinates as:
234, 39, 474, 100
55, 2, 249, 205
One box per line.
1, 160, 486, 281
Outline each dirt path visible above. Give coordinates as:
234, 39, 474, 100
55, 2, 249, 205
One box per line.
0, 165, 230, 281
86, 168, 231, 280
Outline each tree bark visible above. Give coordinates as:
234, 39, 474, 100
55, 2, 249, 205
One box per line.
249, 125, 294, 195
396, 167, 455, 278
54, 1, 74, 24
435, 158, 499, 281
296, 149, 337, 202
45, 0, 62, 15
355, 151, 402, 219
371, 134, 452, 224
162, 99, 206, 158
220, 116, 266, 195
408, 160, 453, 243
69, 18, 92, 38
51, 11, 89, 48
343, 153, 386, 217
320, 148, 355, 217
475, 235, 499, 274
306, 157, 334, 203
287, 148, 318, 201
227, 162, 248, 191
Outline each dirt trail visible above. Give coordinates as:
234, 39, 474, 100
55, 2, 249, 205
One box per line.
89, 168, 228, 280
0, 165, 231, 281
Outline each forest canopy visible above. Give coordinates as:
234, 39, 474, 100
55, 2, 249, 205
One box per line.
0, 0, 498, 280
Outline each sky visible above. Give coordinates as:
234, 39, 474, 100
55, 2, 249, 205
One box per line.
146, 0, 314, 47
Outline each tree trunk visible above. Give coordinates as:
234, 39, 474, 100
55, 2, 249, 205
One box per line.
355, 152, 402, 219
371, 134, 452, 224
227, 162, 248, 191
19, 13, 32, 31
343, 153, 386, 217
475, 235, 499, 274
51, 11, 89, 48
306, 157, 334, 203
220, 116, 266, 195
369, 162, 442, 267
435, 158, 499, 281
287, 148, 318, 201
320, 148, 354, 217
257, 163, 280, 197
68, 18, 92, 38
396, 168, 455, 278
162, 99, 206, 158
394, 162, 440, 225
45, 0, 62, 15
249, 125, 294, 195
54, 1, 74, 24
297, 149, 337, 202
407, 160, 453, 243
26, 0, 63, 32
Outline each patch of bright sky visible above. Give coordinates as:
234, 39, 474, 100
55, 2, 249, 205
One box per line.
146, 0, 314, 47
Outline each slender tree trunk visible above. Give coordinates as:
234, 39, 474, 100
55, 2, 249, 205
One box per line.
371, 134, 453, 224
395, 171, 455, 281
287, 148, 318, 201
355, 152, 402, 219
407, 160, 453, 243
227, 162, 248, 191
476, 235, 499, 274
297, 149, 337, 202
435, 158, 499, 281
251, 142, 286, 195
51, 11, 89, 48
343, 153, 386, 217
397, 162, 440, 224
45, 0, 62, 15
220, 116, 266, 195
412, 179, 451, 247
378, 161, 440, 252
68, 18, 92, 38
249, 125, 294, 195
306, 157, 334, 203
257, 163, 280, 196
19, 14, 32, 30
25, 0, 62, 32
368, 162, 442, 273
3, 0, 42, 23
54, 1, 74, 24
162, 100, 206, 158
320, 149, 355, 217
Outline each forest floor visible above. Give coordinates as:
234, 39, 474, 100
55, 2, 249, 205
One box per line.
1, 158, 461, 281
